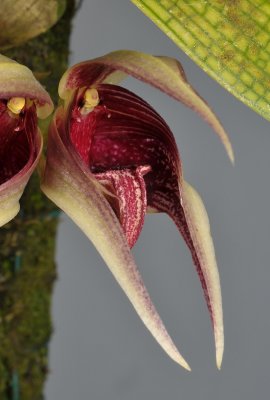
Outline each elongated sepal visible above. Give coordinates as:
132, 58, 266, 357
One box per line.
59, 50, 233, 162
0, 55, 53, 118
181, 180, 224, 368
0, 0, 66, 50
41, 108, 191, 370
0, 131, 42, 227
148, 175, 224, 368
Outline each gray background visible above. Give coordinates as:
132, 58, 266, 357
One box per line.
45, 1, 270, 399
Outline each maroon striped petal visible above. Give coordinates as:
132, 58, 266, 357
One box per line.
69, 84, 181, 249
69, 84, 180, 176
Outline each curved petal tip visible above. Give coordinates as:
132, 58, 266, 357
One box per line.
181, 180, 224, 369
216, 346, 224, 370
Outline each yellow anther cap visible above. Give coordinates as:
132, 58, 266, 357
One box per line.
7, 97, 26, 114
84, 88, 99, 109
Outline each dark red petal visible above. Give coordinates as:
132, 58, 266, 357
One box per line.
69, 84, 181, 175
68, 84, 184, 249
0, 103, 42, 226
68, 84, 183, 247
95, 165, 151, 248
0, 102, 37, 185
0, 102, 18, 155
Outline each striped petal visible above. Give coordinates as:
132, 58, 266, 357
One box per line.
59, 50, 233, 162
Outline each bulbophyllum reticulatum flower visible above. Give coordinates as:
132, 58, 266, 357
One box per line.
0, 55, 53, 227
41, 51, 233, 370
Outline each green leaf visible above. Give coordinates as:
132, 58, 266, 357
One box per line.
131, 0, 270, 120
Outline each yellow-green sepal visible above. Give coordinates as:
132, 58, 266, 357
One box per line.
0, 55, 53, 118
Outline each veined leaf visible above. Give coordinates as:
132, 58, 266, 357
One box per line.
131, 0, 270, 121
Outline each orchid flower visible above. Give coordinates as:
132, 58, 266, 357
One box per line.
0, 54, 53, 227
40, 50, 232, 370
